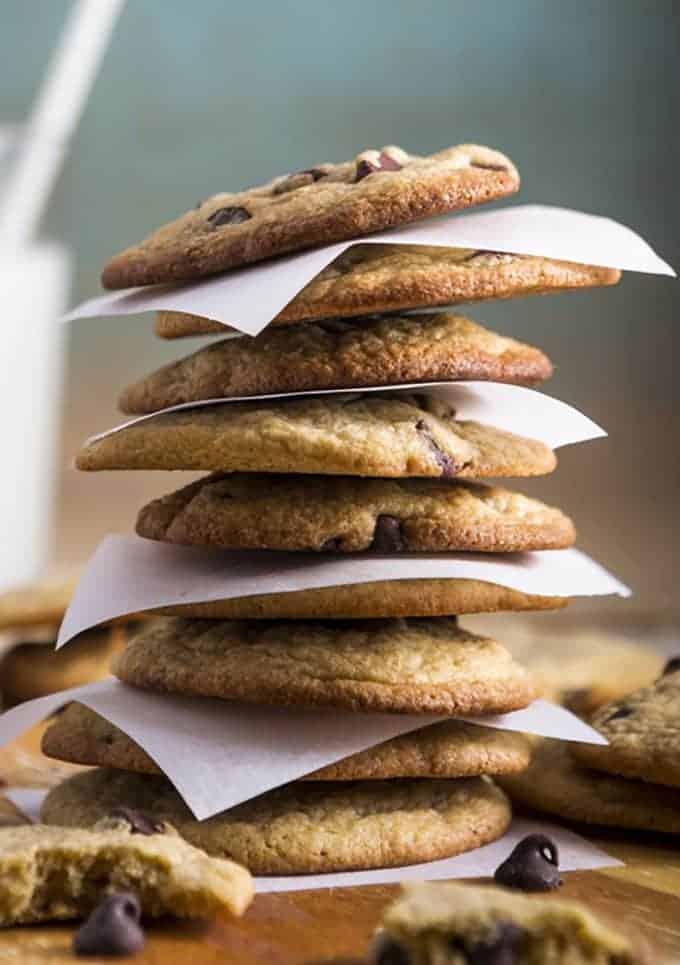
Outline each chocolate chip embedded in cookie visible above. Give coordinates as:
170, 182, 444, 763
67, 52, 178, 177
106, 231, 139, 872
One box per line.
376, 880, 638, 965
121, 313, 554, 414
42, 769, 512, 875
570, 663, 680, 788
42, 703, 532, 781
111, 616, 534, 715
101, 144, 519, 288
77, 394, 557, 479
499, 738, 680, 832
136, 474, 575, 553
154, 246, 621, 339
0, 822, 253, 925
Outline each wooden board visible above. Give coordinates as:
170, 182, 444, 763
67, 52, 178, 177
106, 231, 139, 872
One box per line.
0, 727, 679, 963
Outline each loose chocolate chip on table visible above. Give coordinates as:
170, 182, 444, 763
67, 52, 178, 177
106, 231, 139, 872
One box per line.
662, 656, 680, 676
451, 922, 524, 965
73, 892, 144, 957
372, 933, 411, 965
355, 151, 403, 182
371, 515, 406, 553
110, 806, 164, 836
494, 833, 562, 892
604, 706, 633, 723
207, 206, 251, 227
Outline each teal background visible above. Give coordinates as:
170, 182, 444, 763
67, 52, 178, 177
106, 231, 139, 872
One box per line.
2, 1, 678, 616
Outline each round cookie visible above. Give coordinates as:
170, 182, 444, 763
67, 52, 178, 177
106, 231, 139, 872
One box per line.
42, 704, 531, 781
153, 246, 621, 337
136, 474, 575, 553
41, 769, 512, 874
101, 143, 519, 288
0, 627, 126, 708
570, 660, 680, 787
159, 579, 568, 620
498, 738, 680, 833
77, 394, 557, 478
113, 617, 535, 715
121, 313, 553, 414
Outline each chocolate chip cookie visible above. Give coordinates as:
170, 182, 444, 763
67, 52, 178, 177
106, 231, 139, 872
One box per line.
112, 617, 534, 715
0, 820, 253, 924
43, 703, 531, 781
77, 394, 557, 478
136, 474, 574, 553
153, 246, 620, 337
121, 313, 553, 413
375, 880, 638, 965
102, 144, 519, 288
42, 769, 512, 874
499, 738, 680, 832
571, 658, 680, 787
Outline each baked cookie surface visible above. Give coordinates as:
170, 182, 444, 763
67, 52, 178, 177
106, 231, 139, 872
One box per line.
43, 704, 531, 781
377, 880, 637, 965
154, 245, 621, 337
101, 144, 519, 288
136, 473, 575, 553
499, 738, 680, 833
77, 394, 557, 478
121, 313, 553, 413
571, 660, 680, 787
159, 578, 568, 621
112, 617, 534, 715
0, 821, 252, 924
42, 769, 511, 875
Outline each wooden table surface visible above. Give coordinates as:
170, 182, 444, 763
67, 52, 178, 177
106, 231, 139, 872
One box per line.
1, 726, 680, 964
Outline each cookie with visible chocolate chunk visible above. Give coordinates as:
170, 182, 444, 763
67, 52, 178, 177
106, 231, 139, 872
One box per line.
112, 617, 534, 715
499, 738, 680, 833
122, 313, 553, 414
0, 821, 252, 924
154, 246, 621, 338
43, 703, 531, 781
102, 144, 519, 288
571, 658, 680, 788
136, 474, 575, 553
375, 880, 639, 965
42, 769, 512, 874
160, 578, 567, 621
77, 394, 556, 478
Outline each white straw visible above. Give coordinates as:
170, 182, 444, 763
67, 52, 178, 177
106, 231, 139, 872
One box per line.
0, 0, 125, 249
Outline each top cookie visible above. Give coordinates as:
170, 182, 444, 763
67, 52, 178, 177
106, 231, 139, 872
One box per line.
154, 247, 621, 338
571, 658, 680, 788
101, 144, 519, 288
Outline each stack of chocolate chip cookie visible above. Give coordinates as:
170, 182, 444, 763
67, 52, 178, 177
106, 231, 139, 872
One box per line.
41, 143, 622, 876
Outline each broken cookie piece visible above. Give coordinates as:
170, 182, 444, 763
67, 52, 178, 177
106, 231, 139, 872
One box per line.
0, 822, 253, 925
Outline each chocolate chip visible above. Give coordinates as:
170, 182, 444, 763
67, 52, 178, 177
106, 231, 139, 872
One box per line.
662, 656, 680, 676
470, 162, 509, 171
207, 205, 251, 227
372, 933, 411, 965
73, 893, 144, 957
370, 515, 406, 553
109, 806, 164, 836
451, 922, 524, 965
415, 419, 460, 477
604, 705, 633, 723
320, 537, 342, 551
355, 151, 403, 182
494, 833, 562, 892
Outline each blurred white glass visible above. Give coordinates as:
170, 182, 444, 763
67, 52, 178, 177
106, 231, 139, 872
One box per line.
0, 240, 70, 591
